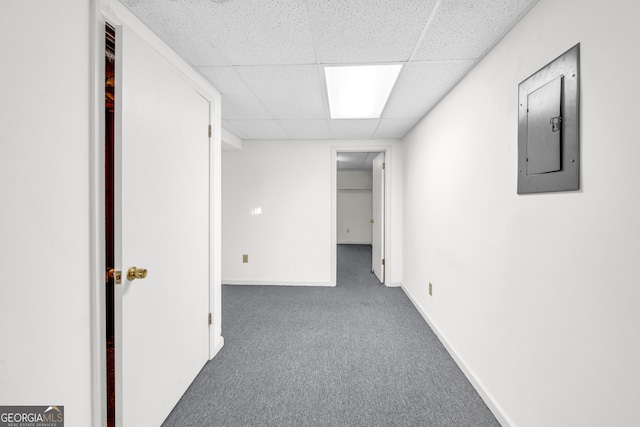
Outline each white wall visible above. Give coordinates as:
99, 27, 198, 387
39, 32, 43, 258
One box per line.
0, 1, 94, 425
222, 139, 402, 286
337, 170, 372, 244
401, 0, 640, 426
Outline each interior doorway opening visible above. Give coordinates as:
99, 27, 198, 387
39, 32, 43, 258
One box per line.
336, 151, 385, 284
104, 22, 116, 427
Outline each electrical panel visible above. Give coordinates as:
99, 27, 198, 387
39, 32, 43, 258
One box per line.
518, 44, 580, 194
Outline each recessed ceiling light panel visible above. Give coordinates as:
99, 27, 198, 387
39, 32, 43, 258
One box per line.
325, 64, 403, 119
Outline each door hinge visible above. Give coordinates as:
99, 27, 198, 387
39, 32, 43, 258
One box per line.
382, 162, 385, 170
208, 124, 212, 138
382, 259, 385, 266
208, 313, 212, 325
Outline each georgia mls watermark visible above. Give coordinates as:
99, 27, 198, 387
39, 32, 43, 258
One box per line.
0, 406, 64, 427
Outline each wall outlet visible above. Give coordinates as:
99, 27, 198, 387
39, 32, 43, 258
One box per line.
429, 282, 433, 296
242, 254, 248, 263
346, 228, 350, 233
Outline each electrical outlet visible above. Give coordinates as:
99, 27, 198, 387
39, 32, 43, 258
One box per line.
242, 254, 248, 263
346, 228, 350, 233
429, 282, 433, 296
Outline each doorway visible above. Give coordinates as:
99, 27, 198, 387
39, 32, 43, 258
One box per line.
104, 22, 116, 427
334, 150, 386, 285
101, 20, 212, 426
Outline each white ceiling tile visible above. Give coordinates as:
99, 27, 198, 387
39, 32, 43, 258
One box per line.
383, 61, 474, 119
226, 120, 289, 140
278, 120, 331, 140
198, 67, 272, 120
236, 65, 326, 120
374, 119, 419, 139
306, 0, 438, 64
222, 120, 249, 140
121, 0, 228, 66
182, 0, 316, 65
413, 0, 538, 61
329, 120, 379, 139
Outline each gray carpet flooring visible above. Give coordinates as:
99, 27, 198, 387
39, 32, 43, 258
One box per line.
162, 245, 499, 426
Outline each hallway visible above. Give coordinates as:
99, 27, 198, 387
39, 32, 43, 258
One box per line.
162, 245, 498, 426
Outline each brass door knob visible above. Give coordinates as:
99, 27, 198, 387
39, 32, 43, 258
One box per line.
127, 266, 148, 281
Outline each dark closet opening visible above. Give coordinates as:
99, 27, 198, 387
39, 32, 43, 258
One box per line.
105, 22, 116, 427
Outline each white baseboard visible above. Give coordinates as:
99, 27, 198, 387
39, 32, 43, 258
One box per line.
400, 284, 515, 427
209, 336, 224, 360
222, 280, 335, 287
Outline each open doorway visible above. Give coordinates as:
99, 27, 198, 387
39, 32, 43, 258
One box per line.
336, 151, 385, 284
95, 8, 223, 425
104, 22, 116, 427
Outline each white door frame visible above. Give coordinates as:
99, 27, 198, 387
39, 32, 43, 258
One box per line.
331, 145, 393, 287
371, 152, 385, 283
89, 1, 224, 424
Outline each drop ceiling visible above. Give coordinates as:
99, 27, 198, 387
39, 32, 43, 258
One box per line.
121, 0, 538, 140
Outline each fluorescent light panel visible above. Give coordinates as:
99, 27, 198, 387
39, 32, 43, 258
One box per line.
325, 64, 402, 119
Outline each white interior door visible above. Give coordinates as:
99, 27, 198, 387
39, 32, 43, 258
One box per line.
115, 26, 210, 427
371, 153, 385, 283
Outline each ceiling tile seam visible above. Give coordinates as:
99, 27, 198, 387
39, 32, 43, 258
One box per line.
315, 65, 332, 121
220, 61, 318, 67
409, 59, 479, 65
402, 120, 421, 140
371, 119, 384, 139
191, 50, 230, 67
402, 1, 542, 124
222, 63, 320, 68
460, 0, 542, 73
200, 60, 472, 68
230, 118, 325, 124
275, 119, 329, 138
302, 0, 322, 66
229, 119, 300, 122
199, 64, 278, 121
225, 118, 292, 137
227, 65, 281, 121
222, 121, 249, 140
407, 0, 444, 62
177, 3, 310, 68
377, 63, 408, 121
130, 15, 221, 69
320, 60, 410, 67
411, 63, 479, 128
275, 119, 293, 140
178, 4, 234, 67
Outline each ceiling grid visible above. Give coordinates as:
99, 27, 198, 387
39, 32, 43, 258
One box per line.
121, 0, 540, 140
